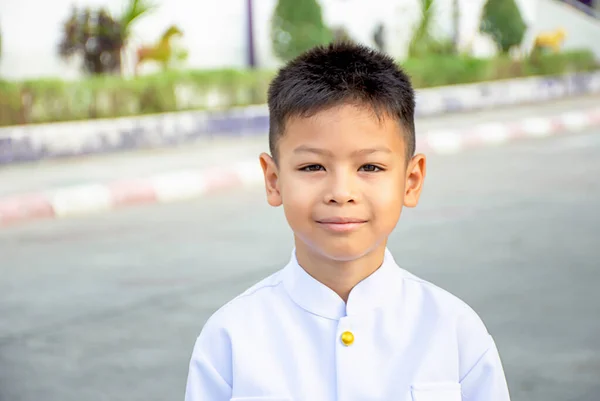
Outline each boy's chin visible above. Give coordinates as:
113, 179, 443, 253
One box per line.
303, 240, 382, 264
321, 248, 370, 263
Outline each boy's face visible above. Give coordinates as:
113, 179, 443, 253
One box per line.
260, 104, 426, 262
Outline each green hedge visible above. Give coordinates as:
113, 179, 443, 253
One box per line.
0, 50, 597, 127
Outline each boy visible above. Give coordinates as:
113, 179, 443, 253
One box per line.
184, 42, 511, 401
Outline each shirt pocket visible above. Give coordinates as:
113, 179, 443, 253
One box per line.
410, 381, 462, 401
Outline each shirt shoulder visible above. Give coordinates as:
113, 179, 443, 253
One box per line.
189, 268, 287, 384
398, 269, 495, 370
200, 268, 287, 334
400, 269, 489, 328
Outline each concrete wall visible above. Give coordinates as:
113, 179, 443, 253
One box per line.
528, 0, 600, 59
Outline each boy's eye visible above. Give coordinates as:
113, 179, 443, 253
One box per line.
300, 164, 325, 172
359, 164, 382, 172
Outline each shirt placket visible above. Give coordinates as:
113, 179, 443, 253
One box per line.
335, 315, 362, 401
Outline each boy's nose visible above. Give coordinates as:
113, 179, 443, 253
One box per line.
323, 174, 357, 204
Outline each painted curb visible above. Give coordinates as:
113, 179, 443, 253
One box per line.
1, 106, 599, 228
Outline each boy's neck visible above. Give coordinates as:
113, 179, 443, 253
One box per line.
294, 240, 388, 302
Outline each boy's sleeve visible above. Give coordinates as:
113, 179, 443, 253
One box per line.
184, 316, 233, 401
459, 335, 511, 401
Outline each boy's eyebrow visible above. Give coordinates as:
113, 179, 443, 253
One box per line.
293, 146, 392, 156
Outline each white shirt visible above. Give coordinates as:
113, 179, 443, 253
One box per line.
185, 249, 511, 401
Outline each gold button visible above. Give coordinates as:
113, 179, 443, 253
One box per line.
340, 331, 354, 346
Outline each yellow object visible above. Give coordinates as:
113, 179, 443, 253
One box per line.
136, 25, 185, 74
534, 28, 567, 53
340, 331, 355, 346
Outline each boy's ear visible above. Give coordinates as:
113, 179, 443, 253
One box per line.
403, 153, 426, 208
259, 152, 282, 207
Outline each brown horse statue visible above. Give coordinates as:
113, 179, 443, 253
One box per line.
135, 25, 184, 74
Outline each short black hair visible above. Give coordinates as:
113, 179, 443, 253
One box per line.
267, 41, 416, 161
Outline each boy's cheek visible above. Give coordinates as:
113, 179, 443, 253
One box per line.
280, 184, 314, 206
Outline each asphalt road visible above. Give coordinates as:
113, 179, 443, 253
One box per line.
1, 127, 600, 401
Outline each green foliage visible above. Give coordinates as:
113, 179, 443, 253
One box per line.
58, 0, 156, 75
408, 0, 456, 58
403, 55, 491, 88
480, 0, 527, 53
271, 0, 332, 62
59, 7, 124, 75
409, 0, 438, 57
0, 79, 22, 125
0, 50, 596, 126
119, 0, 157, 37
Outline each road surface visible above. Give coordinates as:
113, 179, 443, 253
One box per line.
1, 124, 599, 401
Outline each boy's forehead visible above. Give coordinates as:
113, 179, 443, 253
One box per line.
280, 104, 406, 151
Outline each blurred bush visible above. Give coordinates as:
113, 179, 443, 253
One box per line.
59, 7, 124, 75
0, 50, 597, 126
271, 0, 332, 62
480, 0, 527, 54
409, 0, 457, 58
58, 0, 156, 75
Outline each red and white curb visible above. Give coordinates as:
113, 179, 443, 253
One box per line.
0, 161, 264, 227
417, 106, 600, 154
1, 106, 599, 228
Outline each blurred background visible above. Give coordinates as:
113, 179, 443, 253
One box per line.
1, 0, 599, 400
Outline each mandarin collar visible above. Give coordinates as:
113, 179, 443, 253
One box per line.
281, 248, 403, 320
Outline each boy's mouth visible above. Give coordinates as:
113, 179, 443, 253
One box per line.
315, 217, 368, 233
